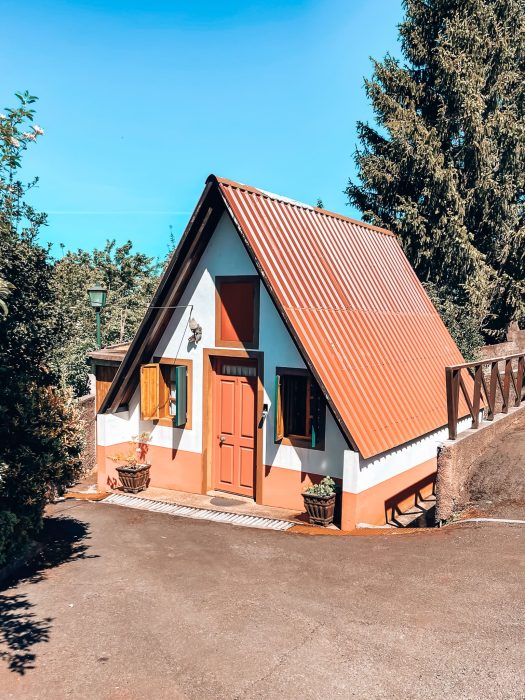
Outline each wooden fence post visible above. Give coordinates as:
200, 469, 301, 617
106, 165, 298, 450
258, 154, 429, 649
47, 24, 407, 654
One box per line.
446, 367, 459, 440
445, 352, 525, 440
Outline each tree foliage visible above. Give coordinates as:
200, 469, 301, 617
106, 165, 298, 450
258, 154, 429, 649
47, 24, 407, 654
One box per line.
0, 92, 83, 566
347, 0, 525, 347
54, 241, 161, 397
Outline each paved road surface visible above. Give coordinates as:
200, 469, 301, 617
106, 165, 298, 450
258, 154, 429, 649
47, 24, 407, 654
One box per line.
1, 500, 524, 699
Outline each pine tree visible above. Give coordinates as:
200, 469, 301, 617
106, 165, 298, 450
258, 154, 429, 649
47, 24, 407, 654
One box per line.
347, 0, 525, 343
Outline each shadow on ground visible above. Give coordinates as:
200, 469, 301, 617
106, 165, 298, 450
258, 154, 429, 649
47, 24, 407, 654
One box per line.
0, 594, 52, 674
0, 515, 96, 675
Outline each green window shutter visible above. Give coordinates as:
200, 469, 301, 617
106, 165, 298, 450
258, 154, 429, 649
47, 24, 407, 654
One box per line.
174, 365, 187, 427
310, 381, 326, 449
274, 374, 284, 442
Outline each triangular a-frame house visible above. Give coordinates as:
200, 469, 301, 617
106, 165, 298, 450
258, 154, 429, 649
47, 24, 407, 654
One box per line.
91, 175, 466, 529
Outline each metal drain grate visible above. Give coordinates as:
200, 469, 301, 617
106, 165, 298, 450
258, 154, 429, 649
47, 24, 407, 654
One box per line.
102, 493, 294, 531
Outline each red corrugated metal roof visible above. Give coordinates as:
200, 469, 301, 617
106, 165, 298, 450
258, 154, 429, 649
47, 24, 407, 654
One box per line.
216, 176, 465, 458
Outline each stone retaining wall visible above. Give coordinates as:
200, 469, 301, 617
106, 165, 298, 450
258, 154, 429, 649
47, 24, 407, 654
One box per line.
481, 322, 525, 360
79, 393, 96, 475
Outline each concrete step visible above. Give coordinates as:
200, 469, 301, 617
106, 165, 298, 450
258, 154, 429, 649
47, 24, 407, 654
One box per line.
388, 495, 436, 528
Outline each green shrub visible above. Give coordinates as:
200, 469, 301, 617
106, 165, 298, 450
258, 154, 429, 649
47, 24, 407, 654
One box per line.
0, 92, 84, 567
0, 375, 84, 567
304, 476, 336, 497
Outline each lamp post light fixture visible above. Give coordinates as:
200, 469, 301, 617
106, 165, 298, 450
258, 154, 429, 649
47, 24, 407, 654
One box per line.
87, 283, 107, 349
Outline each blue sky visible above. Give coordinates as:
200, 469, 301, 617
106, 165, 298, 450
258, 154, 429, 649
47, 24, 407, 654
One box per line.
4, 0, 404, 259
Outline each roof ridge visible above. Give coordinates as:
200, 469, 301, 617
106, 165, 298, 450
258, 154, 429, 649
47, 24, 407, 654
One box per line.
210, 174, 395, 238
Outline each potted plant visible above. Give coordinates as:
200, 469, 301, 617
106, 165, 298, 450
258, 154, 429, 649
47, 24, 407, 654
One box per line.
109, 432, 151, 494
302, 476, 337, 527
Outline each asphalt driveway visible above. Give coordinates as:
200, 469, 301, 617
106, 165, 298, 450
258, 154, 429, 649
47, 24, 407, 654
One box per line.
1, 500, 524, 699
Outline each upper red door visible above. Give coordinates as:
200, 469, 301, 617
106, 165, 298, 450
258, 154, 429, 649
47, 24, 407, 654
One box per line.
212, 358, 257, 498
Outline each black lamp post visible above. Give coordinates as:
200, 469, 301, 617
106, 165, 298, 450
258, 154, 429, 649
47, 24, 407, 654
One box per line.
87, 283, 107, 349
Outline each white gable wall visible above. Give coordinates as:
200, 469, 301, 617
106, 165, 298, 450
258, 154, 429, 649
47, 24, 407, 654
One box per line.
98, 212, 349, 481
346, 416, 472, 494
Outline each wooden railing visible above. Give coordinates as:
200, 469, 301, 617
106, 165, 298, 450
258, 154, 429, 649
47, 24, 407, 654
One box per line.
446, 353, 525, 439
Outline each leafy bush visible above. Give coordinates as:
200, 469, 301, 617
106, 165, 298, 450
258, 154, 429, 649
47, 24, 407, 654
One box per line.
304, 476, 336, 497
108, 432, 151, 468
0, 92, 84, 567
0, 378, 83, 566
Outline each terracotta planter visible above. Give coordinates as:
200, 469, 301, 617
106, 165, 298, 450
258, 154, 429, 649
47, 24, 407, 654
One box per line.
302, 492, 336, 527
116, 464, 151, 494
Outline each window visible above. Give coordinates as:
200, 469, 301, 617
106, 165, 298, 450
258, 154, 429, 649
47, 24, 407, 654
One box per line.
160, 364, 188, 424
222, 364, 256, 377
95, 363, 119, 412
215, 276, 259, 348
274, 368, 326, 449
140, 359, 192, 428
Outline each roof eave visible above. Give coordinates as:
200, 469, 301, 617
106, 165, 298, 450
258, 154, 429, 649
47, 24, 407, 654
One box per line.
99, 178, 224, 414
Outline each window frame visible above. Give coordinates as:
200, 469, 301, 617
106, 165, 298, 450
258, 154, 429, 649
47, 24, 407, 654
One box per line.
215, 275, 260, 349
274, 367, 326, 450
152, 357, 193, 429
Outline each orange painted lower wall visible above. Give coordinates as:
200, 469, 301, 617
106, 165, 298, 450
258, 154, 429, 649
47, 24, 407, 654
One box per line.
262, 465, 342, 511
97, 442, 437, 532
97, 442, 202, 495
341, 457, 437, 530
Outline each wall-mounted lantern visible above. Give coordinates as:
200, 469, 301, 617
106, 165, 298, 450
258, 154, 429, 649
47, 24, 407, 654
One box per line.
188, 317, 202, 344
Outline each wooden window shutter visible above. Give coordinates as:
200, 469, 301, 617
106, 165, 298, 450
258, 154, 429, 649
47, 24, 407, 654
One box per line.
174, 365, 188, 427
310, 381, 326, 449
140, 364, 161, 420
95, 365, 118, 412
274, 374, 284, 441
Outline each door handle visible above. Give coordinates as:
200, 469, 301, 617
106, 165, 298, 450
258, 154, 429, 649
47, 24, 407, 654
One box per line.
219, 435, 225, 445
257, 403, 269, 429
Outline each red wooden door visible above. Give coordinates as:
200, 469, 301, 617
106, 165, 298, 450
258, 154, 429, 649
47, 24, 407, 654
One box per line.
212, 358, 257, 497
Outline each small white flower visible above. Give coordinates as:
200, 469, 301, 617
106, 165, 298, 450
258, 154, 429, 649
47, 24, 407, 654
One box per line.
22, 131, 36, 141
32, 124, 44, 135
0, 114, 7, 120
10, 137, 20, 148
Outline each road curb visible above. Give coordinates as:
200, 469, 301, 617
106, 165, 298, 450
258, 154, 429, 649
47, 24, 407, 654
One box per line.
65, 492, 108, 501
288, 524, 433, 537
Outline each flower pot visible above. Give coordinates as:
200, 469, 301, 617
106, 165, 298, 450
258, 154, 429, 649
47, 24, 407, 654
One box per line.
115, 464, 151, 493
302, 492, 336, 527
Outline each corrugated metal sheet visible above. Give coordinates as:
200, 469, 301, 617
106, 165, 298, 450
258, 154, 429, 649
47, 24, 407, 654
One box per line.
88, 343, 130, 364
216, 177, 466, 459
